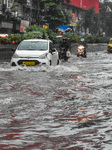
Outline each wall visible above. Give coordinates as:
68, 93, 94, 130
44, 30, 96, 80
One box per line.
0, 43, 107, 62
70, 0, 99, 13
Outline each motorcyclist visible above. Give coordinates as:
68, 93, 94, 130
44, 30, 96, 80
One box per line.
58, 37, 71, 60
59, 38, 70, 51
79, 38, 87, 48
79, 38, 87, 55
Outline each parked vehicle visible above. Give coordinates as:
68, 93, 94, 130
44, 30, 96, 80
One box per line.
77, 45, 87, 58
0, 34, 8, 38
107, 38, 112, 53
11, 39, 59, 66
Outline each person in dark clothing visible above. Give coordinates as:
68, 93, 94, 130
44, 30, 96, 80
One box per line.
59, 38, 70, 51
58, 38, 71, 60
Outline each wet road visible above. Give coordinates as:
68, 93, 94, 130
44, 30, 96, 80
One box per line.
0, 48, 112, 150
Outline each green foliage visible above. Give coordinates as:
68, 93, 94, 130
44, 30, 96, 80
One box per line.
24, 31, 43, 39
61, 34, 110, 44
0, 25, 57, 44
84, 35, 110, 43
99, 1, 112, 36
81, 1, 112, 36
26, 25, 49, 39
41, 0, 72, 31
0, 37, 11, 44
0, 24, 110, 45
8, 34, 22, 44
26, 25, 40, 32
63, 10, 72, 25
85, 35, 97, 43
46, 28, 57, 42
42, 0, 71, 4
83, 8, 100, 35
63, 34, 80, 43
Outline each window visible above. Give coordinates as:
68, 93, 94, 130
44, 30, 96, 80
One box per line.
8, 0, 14, 8
3, 0, 14, 8
18, 41, 48, 51
50, 42, 55, 51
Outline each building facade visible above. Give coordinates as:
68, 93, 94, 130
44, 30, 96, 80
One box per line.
0, 0, 99, 34
70, 0, 99, 13
0, 0, 14, 33
0, 0, 32, 34
62, 0, 99, 35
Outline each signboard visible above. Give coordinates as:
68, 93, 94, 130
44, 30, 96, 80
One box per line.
71, 13, 77, 21
20, 20, 29, 33
43, 25, 48, 28
56, 26, 73, 34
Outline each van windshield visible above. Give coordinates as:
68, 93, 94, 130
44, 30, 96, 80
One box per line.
18, 41, 48, 50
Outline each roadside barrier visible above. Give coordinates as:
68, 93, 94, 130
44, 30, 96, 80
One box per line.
0, 43, 107, 62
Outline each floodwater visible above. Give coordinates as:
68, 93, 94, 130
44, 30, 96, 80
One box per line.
0, 50, 112, 150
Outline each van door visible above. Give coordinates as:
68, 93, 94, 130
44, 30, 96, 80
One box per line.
49, 42, 58, 66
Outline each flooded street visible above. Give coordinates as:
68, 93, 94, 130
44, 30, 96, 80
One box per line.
0, 49, 112, 150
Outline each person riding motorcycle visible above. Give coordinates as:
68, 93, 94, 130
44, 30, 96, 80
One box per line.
79, 38, 87, 48
78, 38, 87, 55
59, 38, 70, 51
58, 38, 71, 60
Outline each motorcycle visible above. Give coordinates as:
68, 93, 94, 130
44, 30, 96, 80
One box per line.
77, 45, 87, 58
58, 47, 71, 61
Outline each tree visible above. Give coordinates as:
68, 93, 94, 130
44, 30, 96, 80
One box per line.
99, 0, 112, 36
82, 0, 112, 36
83, 8, 100, 35
41, 0, 71, 4
40, 0, 72, 31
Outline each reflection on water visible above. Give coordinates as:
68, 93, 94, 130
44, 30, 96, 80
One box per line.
0, 52, 112, 149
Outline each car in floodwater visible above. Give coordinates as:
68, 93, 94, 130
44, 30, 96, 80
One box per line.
107, 38, 112, 53
11, 39, 59, 66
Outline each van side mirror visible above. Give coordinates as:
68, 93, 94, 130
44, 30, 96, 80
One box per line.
50, 48, 56, 53
52, 48, 56, 52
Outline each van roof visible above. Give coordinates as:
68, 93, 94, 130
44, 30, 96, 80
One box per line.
23, 39, 51, 42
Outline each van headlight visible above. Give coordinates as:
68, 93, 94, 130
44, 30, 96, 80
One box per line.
39, 53, 47, 59
12, 53, 20, 58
